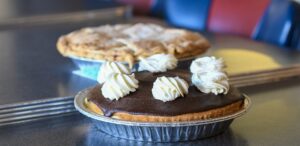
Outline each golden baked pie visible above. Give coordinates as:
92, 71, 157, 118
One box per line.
84, 71, 245, 122
56, 23, 210, 67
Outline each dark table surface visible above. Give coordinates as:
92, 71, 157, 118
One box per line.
0, 3, 132, 105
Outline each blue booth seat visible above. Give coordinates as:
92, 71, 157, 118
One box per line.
253, 0, 292, 46
164, 0, 211, 31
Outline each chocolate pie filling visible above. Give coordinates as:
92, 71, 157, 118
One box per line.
88, 70, 244, 117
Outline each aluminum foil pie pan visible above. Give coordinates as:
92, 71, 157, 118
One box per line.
69, 55, 138, 80
74, 91, 251, 142
68, 53, 208, 80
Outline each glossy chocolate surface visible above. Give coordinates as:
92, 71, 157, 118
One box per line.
88, 70, 244, 117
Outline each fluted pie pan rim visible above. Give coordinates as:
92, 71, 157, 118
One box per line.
74, 88, 251, 127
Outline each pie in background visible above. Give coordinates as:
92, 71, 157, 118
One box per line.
57, 23, 210, 67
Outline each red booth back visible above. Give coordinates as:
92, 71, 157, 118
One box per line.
207, 0, 270, 37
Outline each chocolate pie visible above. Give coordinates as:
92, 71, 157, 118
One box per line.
84, 70, 245, 122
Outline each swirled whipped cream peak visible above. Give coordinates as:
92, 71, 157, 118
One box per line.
191, 72, 229, 95
152, 76, 189, 102
190, 56, 224, 74
138, 54, 178, 73
190, 56, 229, 95
97, 61, 131, 84
101, 73, 139, 101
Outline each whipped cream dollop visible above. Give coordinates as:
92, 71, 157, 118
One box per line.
101, 73, 139, 100
138, 54, 178, 73
191, 72, 229, 95
152, 76, 189, 102
97, 61, 131, 84
190, 56, 229, 95
190, 56, 224, 74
